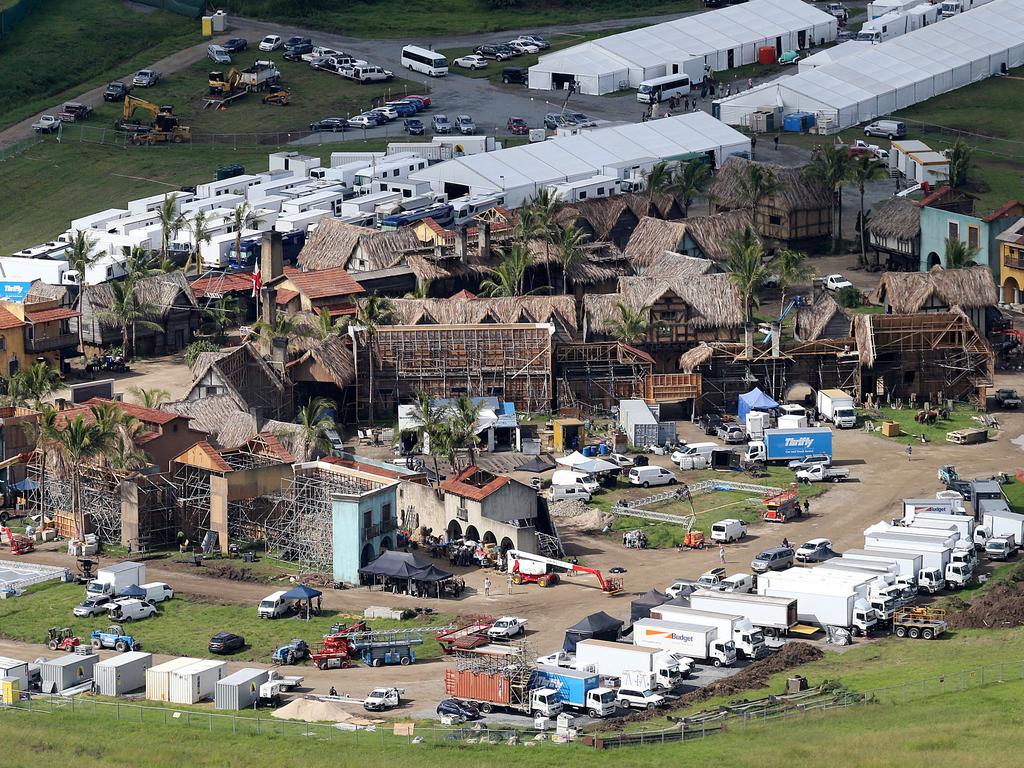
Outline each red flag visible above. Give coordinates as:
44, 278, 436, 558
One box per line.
250, 264, 262, 298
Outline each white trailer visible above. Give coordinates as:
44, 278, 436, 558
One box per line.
169, 659, 226, 705
549, 175, 620, 204
649, 605, 768, 659
757, 570, 877, 633
866, 0, 925, 18
0, 256, 73, 285
977, 509, 1024, 546
815, 389, 856, 428
902, 498, 965, 518
855, 11, 911, 43
573, 639, 686, 689
274, 209, 332, 234
840, 549, 922, 582
907, 514, 974, 542
686, 589, 798, 637
864, 526, 957, 571
811, 569, 899, 619
631, 618, 737, 667
85, 562, 147, 598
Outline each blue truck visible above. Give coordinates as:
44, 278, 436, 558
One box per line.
531, 664, 617, 718
743, 427, 833, 464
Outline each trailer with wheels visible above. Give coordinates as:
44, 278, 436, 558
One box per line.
893, 607, 946, 639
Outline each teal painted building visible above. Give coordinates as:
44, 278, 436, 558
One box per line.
332, 481, 398, 586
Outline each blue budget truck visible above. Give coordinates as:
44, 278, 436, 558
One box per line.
743, 427, 833, 464
531, 664, 618, 718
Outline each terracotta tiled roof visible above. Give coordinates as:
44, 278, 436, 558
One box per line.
255, 431, 295, 464
0, 306, 26, 330
275, 289, 299, 306
83, 397, 179, 425
192, 441, 234, 473
191, 273, 254, 299
982, 200, 1024, 223
283, 266, 365, 300
24, 307, 79, 324
450, 289, 477, 299
322, 455, 406, 480
440, 465, 510, 502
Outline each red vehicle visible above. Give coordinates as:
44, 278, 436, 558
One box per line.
406, 93, 430, 107
507, 550, 623, 594
436, 615, 494, 654
762, 490, 802, 523
310, 633, 356, 670
507, 116, 529, 135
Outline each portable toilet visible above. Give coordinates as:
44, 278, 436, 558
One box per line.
40, 653, 98, 693
215, 668, 269, 710
201, 16, 213, 36
94, 652, 153, 696
0, 677, 19, 705
0, 658, 28, 691
212, 10, 228, 32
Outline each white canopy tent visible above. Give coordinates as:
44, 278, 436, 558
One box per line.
409, 112, 751, 209
716, 0, 1024, 131
529, 0, 836, 95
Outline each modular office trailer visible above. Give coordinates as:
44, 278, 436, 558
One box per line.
40, 653, 98, 693
215, 668, 270, 710
0, 657, 28, 690
169, 659, 226, 704
94, 652, 153, 696
147, 657, 203, 702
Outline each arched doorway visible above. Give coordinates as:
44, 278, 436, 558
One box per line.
446, 520, 463, 542
482, 531, 497, 546
500, 537, 515, 553
1003, 277, 1021, 304
465, 525, 480, 543
360, 542, 376, 566
379, 536, 393, 555
784, 382, 813, 406
927, 252, 941, 269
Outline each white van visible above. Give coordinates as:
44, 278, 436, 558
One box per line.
551, 470, 599, 494
140, 582, 174, 603
864, 119, 906, 139
106, 598, 157, 622
324, 428, 344, 454
549, 485, 592, 503
711, 519, 748, 543
258, 591, 295, 619
628, 466, 678, 488
671, 442, 718, 466
720, 573, 754, 593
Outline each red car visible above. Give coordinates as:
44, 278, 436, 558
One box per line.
507, 116, 529, 135
406, 94, 431, 108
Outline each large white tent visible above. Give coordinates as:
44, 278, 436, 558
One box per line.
528, 0, 836, 96
409, 112, 751, 209
716, 0, 1024, 131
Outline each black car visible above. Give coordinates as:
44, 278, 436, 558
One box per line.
222, 37, 248, 53
698, 413, 725, 435
474, 44, 514, 61
103, 81, 129, 102
404, 118, 424, 136
284, 38, 313, 60
309, 117, 349, 132
501, 67, 528, 85
436, 699, 480, 720
209, 632, 246, 654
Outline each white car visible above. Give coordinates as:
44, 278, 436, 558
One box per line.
259, 35, 283, 51
608, 453, 634, 468
32, 115, 61, 133
303, 46, 340, 62
454, 54, 488, 70
824, 273, 853, 292
795, 538, 835, 563
348, 114, 376, 128
616, 687, 665, 711
106, 598, 157, 622
507, 39, 540, 54
373, 105, 399, 120
536, 651, 573, 667
487, 616, 527, 639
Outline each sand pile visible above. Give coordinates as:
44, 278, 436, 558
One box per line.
947, 581, 1024, 629
272, 697, 382, 725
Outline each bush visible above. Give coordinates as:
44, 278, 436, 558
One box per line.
184, 340, 218, 368
835, 285, 863, 308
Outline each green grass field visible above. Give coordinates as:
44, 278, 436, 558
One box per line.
860, 404, 984, 446
0, 581, 448, 663
224, 0, 697, 38
0, 0, 196, 132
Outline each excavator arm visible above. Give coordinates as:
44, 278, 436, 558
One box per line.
121, 95, 160, 124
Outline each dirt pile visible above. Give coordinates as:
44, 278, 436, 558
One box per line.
947, 581, 1024, 629
550, 500, 613, 533
272, 697, 383, 725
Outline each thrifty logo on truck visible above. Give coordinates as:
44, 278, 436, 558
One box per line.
645, 629, 694, 642
782, 437, 815, 448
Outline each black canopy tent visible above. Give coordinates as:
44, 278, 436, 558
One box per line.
358, 550, 454, 597
562, 611, 624, 653
514, 455, 557, 473
629, 588, 669, 625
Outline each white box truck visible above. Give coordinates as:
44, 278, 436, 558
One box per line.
650, 605, 768, 659
811, 569, 899, 620
976, 509, 1024, 548
631, 619, 737, 667
86, 562, 147, 598
815, 389, 856, 428
573, 639, 687, 690
757, 570, 877, 634
839, 548, 923, 596
905, 513, 974, 541
902, 498, 965, 518
686, 589, 798, 637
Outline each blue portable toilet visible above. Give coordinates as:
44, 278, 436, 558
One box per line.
783, 112, 815, 132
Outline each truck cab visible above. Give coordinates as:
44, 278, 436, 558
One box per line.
711, 640, 737, 667
944, 562, 971, 588
585, 688, 617, 718
985, 535, 1016, 561
530, 688, 563, 717
735, 622, 768, 659
869, 594, 896, 621
697, 567, 727, 590
917, 568, 945, 594
852, 598, 878, 634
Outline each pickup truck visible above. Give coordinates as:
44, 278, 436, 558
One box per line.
796, 464, 850, 484
259, 670, 304, 705
58, 102, 92, 122
487, 616, 527, 639
788, 453, 831, 472
823, 273, 853, 292
32, 115, 61, 133
697, 567, 727, 590
825, 2, 848, 20
363, 687, 403, 711
850, 140, 888, 161
665, 578, 698, 599
995, 388, 1021, 409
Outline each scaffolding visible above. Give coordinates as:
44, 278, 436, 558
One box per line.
449, 640, 537, 713
556, 342, 652, 413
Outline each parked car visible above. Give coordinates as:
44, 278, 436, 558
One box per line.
208, 632, 246, 654
347, 114, 376, 129
397, 97, 424, 112
386, 100, 417, 116
778, 50, 800, 65
106, 598, 157, 622
73, 594, 114, 618
207, 44, 231, 64
309, 117, 348, 132
406, 93, 431, 107
259, 35, 283, 51
474, 44, 515, 61
823, 273, 853, 292
487, 616, 527, 639
617, 687, 665, 711
404, 118, 425, 135
795, 538, 836, 563
436, 699, 480, 720
568, 111, 596, 127
544, 112, 569, 130
103, 81, 130, 102
222, 37, 248, 53
607, 452, 634, 468
863, 119, 906, 139
432, 114, 452, 134
788, 453, 831, 471
283, 37, 313, 60
699, 413, 724, 435
132, 69, 160, 87
521, 34, 550, 49
455, 114, 476, 134
363, 111, 388, 126
501, 67, 529, 85
716, 424, 746, 444
506, 39, 540, 54
665, 578, 698, 599
507, 116, 529, 135
751, 546, 795, 574
454, 54, 488, 70
32, 115, 61, 133
995, 388, 1022, 409
628, 466, 678, 488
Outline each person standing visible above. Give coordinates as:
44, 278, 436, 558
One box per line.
906, 445, 913, 462
747, 77, 753, 91
803, 499, 810, 517
483, 576, 492, 597
719, 544, 726, 564
506, 572, 513, 595
751, 134, 757, 158
773, 135, 780, 151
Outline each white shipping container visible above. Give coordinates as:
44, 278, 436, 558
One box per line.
215, 668, 270, 710
169, 659, 225, 704
40, 653, 98, 692
0, 657, 28, 690
94, 652, 153, 696
147, 657, 202, 702
839, 549, 922, 580
686, 590, 798, 633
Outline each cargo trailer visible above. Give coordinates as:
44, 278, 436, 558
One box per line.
685, 590, 798, 637
650, 605, 768, 659
94, 652, 152, 696
40, 653, 98, 693
147, 657, 203, 702
215, 668, 270, 710
631, 619, 737, 666
169, 659, 226, 704
572, 639, 686, 689
442, 667, 561, 717
839, 549, 922, 582
757, 570, 876, 633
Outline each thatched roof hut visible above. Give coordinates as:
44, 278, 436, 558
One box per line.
360, 295, 579, 339
682, 209, 757, 262
874, 265, 998, 314
623, 218, 688, 269
867, 197, 921, 242
795, 294, 852, 341
297, 218, 422, 272
557, 193, 681, 249
287, 334, 356, 389
644, 252, 718, 280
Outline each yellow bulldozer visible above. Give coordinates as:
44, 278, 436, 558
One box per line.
262, 88, 290, 106
116, 96, 191, 144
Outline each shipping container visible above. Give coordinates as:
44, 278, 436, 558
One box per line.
94, 652, 153, 696
687, 590, 798, 635
215, 668, 270, 710
40, 653, 98, 693
146, 657, 203, 702
0, 657, 28, 690
443, 668, 511, 706
169, 659, 226, 704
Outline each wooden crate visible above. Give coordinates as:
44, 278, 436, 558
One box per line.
881, 421, 902, 437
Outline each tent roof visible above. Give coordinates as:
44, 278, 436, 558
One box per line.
282, 584, 322, 600
358, 550, 432, 578
631, 589, 669, 608
739, 387, 779, 410
412, 564, 454, 583
566, 611, 625, 634
515, 456, 557, 473
556, 451, 588, 467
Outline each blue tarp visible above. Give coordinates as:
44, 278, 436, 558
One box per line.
737, 387, 779, 424
12, 479, 38, 492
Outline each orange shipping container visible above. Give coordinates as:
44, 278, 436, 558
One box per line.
443, 669, 511, 705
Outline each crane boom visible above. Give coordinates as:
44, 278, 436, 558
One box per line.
507, 549, 623, 595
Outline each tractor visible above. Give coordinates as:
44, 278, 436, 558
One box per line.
90, 624, 141, 652
46, 627, 81, 652
272, 638, 310, 665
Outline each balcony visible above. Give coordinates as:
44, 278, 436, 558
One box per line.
26, 332, 78, 353
362, 518, 398, 540
1003, 256, 1024, 271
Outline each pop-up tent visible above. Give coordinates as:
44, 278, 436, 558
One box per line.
737, 387, 779, 424
629, 589, 669, 625
562, 611, 624, 653
282, 583, 323, 620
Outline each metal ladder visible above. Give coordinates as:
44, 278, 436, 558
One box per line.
536, 531, 565, 559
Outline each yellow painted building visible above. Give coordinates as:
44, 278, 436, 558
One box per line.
0, 303, 27, 376
0, 298, 80, 372
997, 217, 1024, 304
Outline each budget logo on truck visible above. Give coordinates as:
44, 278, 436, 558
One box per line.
644, 629, 695, 643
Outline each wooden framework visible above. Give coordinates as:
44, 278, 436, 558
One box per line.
556, 342, 653, 413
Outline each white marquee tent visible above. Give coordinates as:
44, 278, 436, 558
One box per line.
528, 0, 836, 95
409, 112, 751, 209
716, 0, 1024, 131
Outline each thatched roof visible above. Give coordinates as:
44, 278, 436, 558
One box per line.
188, 343, 287, 415
796, 294, 852, 341
86, 271, 198, 324
556, 193, 679, 242
371, 295, 578, 335
709, 156, 832, 212
867, 197, 921, 241
297, 218, 421, 271
874, 265, 998, 313
623, 217, 688, 269
644, 252, 718, 280
288, 335, 355, 388
682, 209, 757, 262
584, 273, 743, 334
163, 395, 310, 458
26, 280, 70, 305
678, 343, 716, 371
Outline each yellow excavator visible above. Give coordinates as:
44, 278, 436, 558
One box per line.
116, 96, 191, 144
208, 68, 243, 97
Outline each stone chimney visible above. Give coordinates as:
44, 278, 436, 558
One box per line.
454, 227, 469, 261
743, 323, 753, 360
270, 337, 287, 370
260, 230, 284, 285
260, 285, 277, 356
771, 322, 781, 358
477, 221, 491, 260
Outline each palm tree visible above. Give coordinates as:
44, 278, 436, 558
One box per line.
295, 397, 337, 460
157, 193, 184, 264
480, 243, 532, 297
310, 310, 349, 341
185, 210, 212, 275
452, 394, 484, 468
355, 295, 397, 425
608, 301, 652, 344
553, 225, 588, 294
88, 402, 147, 472
252, 313, 302, 355
129, 386, 170, 409
97, 279, 162, 359
809, 144, 852, 251
644, 161, 676, 205
725, 225, 769, 324
16, 362, 61, 408
403, 279, 432, 299
230, 203, 264, 266
848, 154, 889, 267
527, 189, 561, 290
735, 163, 781, 209
121, 245, 157, 282
44, 414, 115, 539
68, 230, 102, 354
943, 238, 979, 269
203, 294, 240, 343
184, 339, 218, 368
671, 161, 712, 218
946, 140, 972, 190
409, 389, 447, 482
772, 248, 813, 316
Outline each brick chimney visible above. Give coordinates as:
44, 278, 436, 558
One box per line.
260, 285, 277, 356
477, 221, 491, 260
260, 230, 284, 285
454, 227, 469, 261
743, 323, 753, 360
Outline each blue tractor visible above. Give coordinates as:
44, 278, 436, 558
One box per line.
272, 638, 310, 665
90, 624, 141, 653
